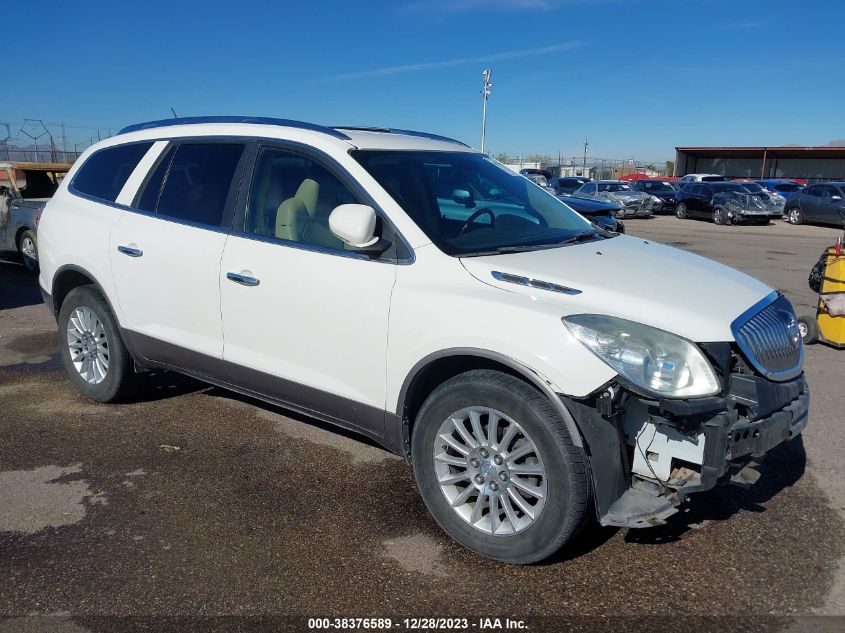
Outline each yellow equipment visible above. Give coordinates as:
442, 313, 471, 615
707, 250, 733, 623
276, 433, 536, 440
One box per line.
799, 245, 845, 348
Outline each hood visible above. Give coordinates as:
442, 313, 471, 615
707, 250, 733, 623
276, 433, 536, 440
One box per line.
607, 191, 645, 201
460, 235, 772, 342
559, 195, 619, 215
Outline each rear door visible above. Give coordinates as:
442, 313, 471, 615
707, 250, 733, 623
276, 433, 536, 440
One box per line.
109, 140, 248, 360
799, 185, 822, 220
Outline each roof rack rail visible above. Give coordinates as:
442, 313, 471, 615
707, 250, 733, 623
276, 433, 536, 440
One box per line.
118, 116, 351, 140
332, 126, 469, 147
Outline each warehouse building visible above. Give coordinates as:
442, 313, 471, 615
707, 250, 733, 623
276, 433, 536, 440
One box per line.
674, 146, 845, 183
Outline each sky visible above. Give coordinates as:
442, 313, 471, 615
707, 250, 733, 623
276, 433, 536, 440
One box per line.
4, 0, 845, 162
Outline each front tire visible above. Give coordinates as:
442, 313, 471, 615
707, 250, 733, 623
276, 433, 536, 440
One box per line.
58, 286, 140, 402
18, 229, 39, 275
676, 202, 688, 219
798, 316, 819, 345
787, 207, 804, 225
411, 370, 589, 564
713, 207, 727, 225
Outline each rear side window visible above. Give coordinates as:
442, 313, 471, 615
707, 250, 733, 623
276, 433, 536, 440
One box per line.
72, 142, 153, 202
153, 143, 245, 227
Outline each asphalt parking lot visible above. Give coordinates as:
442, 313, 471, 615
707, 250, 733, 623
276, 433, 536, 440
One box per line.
2, 215, 845, 632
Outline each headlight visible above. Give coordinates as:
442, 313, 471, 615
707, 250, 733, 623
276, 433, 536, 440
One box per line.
562, 314, 720, 398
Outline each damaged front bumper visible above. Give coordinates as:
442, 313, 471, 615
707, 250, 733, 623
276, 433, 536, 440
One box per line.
561, 370, 809, 529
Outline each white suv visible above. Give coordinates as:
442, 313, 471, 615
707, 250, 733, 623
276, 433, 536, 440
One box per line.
38, 117, 808, 563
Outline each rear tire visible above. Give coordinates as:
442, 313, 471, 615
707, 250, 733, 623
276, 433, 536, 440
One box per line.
676, 202, 688, 219
787, 207, 804, 225
58, 286, 141, 402
798, 316, 819, 345
411, 369, 589, 564
18, 230, 39, 275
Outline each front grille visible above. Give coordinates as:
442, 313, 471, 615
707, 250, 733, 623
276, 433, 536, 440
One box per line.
731, 294, 803, 381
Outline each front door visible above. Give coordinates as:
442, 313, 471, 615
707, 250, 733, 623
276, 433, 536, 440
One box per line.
109, 141, 247, 360
219, 145, 396, 435
818, 185, 845, 226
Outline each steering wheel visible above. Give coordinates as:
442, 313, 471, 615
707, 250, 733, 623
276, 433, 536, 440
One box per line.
459, 208, 495, 237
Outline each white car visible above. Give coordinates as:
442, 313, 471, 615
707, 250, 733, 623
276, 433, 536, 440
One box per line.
679, 173, 729, 182
38, 117, 808, 564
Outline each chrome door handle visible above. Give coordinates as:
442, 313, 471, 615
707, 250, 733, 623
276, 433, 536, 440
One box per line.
226, 272, 260, 287
117, 245, 143, 257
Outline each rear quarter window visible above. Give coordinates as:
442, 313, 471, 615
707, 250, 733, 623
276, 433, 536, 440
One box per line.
72, 142, 154, 202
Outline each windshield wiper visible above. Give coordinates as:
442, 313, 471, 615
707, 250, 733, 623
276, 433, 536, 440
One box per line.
559, 230, 604, 244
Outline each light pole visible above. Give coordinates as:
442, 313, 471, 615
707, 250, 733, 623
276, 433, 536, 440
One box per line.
480, 69, 492, 153
582, 138, 588, 177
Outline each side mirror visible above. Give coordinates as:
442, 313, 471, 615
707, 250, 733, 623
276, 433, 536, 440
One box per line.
832, 195, 842, 201
329, 204, 382, 249
452, 189, 473, 206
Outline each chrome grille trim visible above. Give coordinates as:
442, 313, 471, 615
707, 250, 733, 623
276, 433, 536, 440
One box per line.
731, 292, 803, 381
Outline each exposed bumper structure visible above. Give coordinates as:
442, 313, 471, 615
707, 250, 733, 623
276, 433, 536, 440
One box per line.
562, 367, 809, 529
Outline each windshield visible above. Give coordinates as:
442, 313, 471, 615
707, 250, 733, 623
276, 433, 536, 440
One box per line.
527, 174, 549, 186
352, 150, 603, 256
740, 182, 767, 194
640, 181, 674, 193
598, 183, 632, 192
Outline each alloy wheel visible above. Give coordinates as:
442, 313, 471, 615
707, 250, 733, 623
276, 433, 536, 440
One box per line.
67, 306, 110, 384
788, 208, 802, 225
433, 406, 547, 536
676, 203, 687, 219
20, 235, 37, 260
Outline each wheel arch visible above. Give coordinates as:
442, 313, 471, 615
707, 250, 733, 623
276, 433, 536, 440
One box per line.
15, 225, 33, 248
52, 265, 119, 324
396, 348, 585, 460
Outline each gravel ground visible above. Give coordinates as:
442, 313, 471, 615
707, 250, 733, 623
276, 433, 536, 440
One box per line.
1, 214, 844, 632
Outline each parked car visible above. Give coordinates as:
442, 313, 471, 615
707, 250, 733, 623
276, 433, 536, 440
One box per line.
558, 195, 625, 233
679, 173, 729, 182
572, 180, 654, 218
519, 168, 553, 180
736, 181, 784, 217
38, 116, 808, 564
668, 181, 686, 191
522, 173, 556, 194
675, 182, 775, 224
629, 179, 678, 213
550, 176, 591, 196
758, 179, 805, 199
0, 161, 69, 273
784, 182, 845, 226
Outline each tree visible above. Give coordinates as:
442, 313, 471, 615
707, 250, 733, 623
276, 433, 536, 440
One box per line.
665, 160, 675, 177
493, 153, 510, 163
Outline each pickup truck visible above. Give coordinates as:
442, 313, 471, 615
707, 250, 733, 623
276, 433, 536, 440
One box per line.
0, 161, 69, 274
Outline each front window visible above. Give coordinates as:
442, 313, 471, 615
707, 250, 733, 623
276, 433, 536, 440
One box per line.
353, 151, 602, 256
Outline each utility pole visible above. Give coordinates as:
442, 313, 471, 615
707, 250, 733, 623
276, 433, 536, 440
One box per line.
582, 138, 588, 176
480, 69, 492, 153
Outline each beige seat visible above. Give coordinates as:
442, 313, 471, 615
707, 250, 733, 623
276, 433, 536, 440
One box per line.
275, 179, 320, 241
